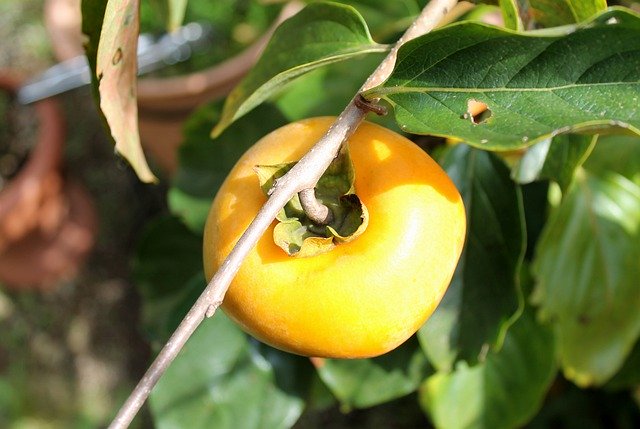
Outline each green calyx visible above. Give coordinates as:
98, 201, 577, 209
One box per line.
254, 145, 368, 257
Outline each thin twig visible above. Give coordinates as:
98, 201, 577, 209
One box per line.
108, 1, 458, 427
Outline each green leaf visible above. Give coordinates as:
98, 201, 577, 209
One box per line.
134, 216, 203, 301
418, 145, 524, 371
134, 219, 314, 428
150, 312, 309, 429
521, 182, 551, 261
167, 0, 187, 31
583, 135, 640, 186
316, 337, 431, 409
512, 134, 597, 193
498, 0, 527, 30
527, 379, 640, 428
167, 189, 214, 236
212, 1, 388, 136
527, 0, 608, 27
498, 0, 607, 30
420, 309, 557, 429
532, 169, 640, 386
275, 52, 402, 132
606, 340, 640, 390
276, 53, 380, 119
366, 8, 640, 150
88, 0, 156, 182
338, 0, 421, 42
132, 216, 204, 343
169, 102, 288, 233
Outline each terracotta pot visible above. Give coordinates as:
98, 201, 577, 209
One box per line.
45, 0, 302, 176
0, 71, 97, 290
135, 36, 270, 176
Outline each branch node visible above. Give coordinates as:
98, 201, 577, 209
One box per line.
205, 301, 223, 318
354, 94, 388, 116
206, 305, 216, 318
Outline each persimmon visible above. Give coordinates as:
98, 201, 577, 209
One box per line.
203, 117, 466, 358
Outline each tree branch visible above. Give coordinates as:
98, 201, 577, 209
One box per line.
108, 1, 458, 427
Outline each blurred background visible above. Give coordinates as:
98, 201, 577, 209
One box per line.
0, 0, 167, 427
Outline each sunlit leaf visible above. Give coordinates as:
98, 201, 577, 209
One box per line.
512, 134, 597, 193
583, 135, 640, 186
498, 0, 526, 30
339, 0, 421, 41
212, 2, 388, 136
275, 52, 401, 132
366, 8, 640, 150
532, 168, 640, 386
167, 0, 187, 31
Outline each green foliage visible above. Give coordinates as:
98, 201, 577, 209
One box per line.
83, 0, 640, 427
169, 102, 288, 233
166, 0, 187, 31
498, 0, 608, 29
317, 337, 431, 409
607, 340, 640, 390
532, 163, 640, 386
418, 146, 525, 371
133, 216, 204, 344
150, 312, 311, 429
584, 134, 640, 186
421, 308, 557, 429
526, 0, 608, 27
212, 1, 389, 137
366, 8, 640, 149
512, 135, 597, 192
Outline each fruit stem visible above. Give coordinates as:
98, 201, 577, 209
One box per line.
107, 1, 458, 427
299, 188, 333, 225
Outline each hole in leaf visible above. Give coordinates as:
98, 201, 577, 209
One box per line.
463, 99, 492, 125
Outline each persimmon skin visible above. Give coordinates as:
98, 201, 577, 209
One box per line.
203, 117, 466, 358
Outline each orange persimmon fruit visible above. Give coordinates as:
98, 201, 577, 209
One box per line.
203, 117, 466, 358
